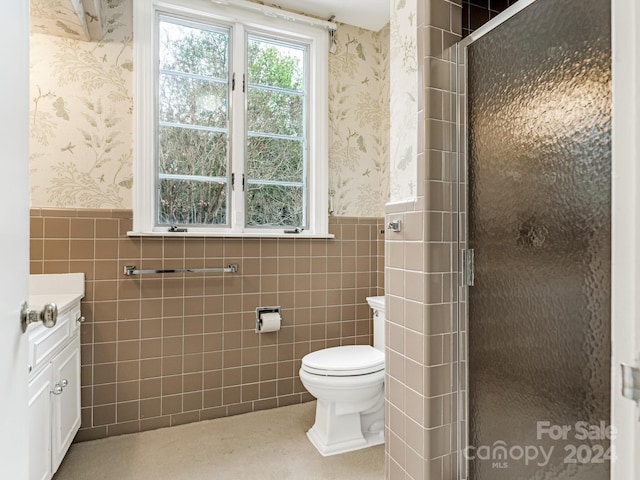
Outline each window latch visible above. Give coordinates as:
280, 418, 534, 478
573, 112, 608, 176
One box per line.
243, 73, 246, 93
232, 72, 235, 91
284, 227, 304, 234
231, 173, 244, 191
168, 224, 187, 233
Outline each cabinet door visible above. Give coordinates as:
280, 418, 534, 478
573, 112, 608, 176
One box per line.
28, 363, 52, 480
51, 336, 81, 474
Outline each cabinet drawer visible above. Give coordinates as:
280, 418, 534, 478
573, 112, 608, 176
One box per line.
28, 305, 79, 374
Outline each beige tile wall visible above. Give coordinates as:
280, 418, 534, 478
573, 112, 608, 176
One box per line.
385, 1, 462, 479
30, 208, 384, 441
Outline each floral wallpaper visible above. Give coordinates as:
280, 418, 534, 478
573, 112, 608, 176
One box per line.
31, 0, 91, 41
389, 0, 418, 202
29, 1, 390, 217
328, 24, 390, 217
30, 0, 133, 209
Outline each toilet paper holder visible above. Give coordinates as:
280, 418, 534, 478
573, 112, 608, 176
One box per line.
255, 306, 281, 333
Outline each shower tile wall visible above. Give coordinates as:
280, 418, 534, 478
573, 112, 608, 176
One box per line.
30, 208, 384, 441
385, 0, 462, 478
462, 0, 516, 37
384, 0, 514, 477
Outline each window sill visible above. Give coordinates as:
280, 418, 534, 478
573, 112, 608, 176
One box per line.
127, 231, 335, 239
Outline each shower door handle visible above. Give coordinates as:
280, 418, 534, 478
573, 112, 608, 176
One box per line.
462, 249, 475, 286
621, 363, 640, 409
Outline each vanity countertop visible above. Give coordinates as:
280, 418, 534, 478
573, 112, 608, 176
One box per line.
29, 273, 85, 311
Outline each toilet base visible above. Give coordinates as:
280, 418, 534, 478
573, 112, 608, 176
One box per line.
305, 398, 385, 456
307, 426, 384, 457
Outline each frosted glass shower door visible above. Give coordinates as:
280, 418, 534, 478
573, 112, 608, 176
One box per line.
461, 0, 611, 479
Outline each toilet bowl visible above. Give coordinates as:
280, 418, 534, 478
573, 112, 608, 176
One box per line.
299, 296, 386, 456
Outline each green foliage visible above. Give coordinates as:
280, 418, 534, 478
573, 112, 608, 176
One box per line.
159, 179, 227, 225
159, 21, 228, 79
246, 184, 303, 227
247, 39, 304, 91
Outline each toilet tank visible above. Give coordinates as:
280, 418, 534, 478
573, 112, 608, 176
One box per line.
366, 296, 386, 352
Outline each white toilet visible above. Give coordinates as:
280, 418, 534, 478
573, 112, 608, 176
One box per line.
299, 295, 386, 456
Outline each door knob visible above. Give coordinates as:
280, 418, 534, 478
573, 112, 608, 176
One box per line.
20, 301, 58, 332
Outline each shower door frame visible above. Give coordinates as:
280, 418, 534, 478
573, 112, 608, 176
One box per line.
455, 0, 640, 478
610, 0, 640, 478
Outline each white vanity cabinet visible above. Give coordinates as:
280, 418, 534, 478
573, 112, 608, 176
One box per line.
29, 363, 53, 480
27, 274, 84, 480
51, 333, 81, 472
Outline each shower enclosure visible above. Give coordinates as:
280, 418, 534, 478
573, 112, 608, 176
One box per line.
457, 0, 612, 478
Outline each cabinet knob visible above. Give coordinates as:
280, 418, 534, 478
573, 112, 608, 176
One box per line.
77, 316, 86, 324
51, 379, 68, 395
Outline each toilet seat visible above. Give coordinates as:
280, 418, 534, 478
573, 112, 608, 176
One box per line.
301, 345, 385, 376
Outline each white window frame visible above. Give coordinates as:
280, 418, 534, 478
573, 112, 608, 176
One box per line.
132, 0, 330, 237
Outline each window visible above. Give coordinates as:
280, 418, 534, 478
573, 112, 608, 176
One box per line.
133, 0, 329, 236
157, 17, 231, 227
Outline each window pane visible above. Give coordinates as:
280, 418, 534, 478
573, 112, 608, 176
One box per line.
246, 136, 303, 182
245, 35, 307, 228
158, 126, 228, 225
159, 126, 227, 178
159, 18, 229, 79
159, 179, 227, 225
246, 184, 303, 227
247, 36, 304, 91
247, 89, 303, 136
157, 16, 230, 227
159, 74, 227, 128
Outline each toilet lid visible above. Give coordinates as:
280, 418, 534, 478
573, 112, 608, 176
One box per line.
301, 345, 385, 376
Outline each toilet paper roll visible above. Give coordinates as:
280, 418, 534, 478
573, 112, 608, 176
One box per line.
259, 311, 281, 333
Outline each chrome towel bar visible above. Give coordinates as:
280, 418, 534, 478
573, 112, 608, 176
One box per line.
123, 264, 239, 276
